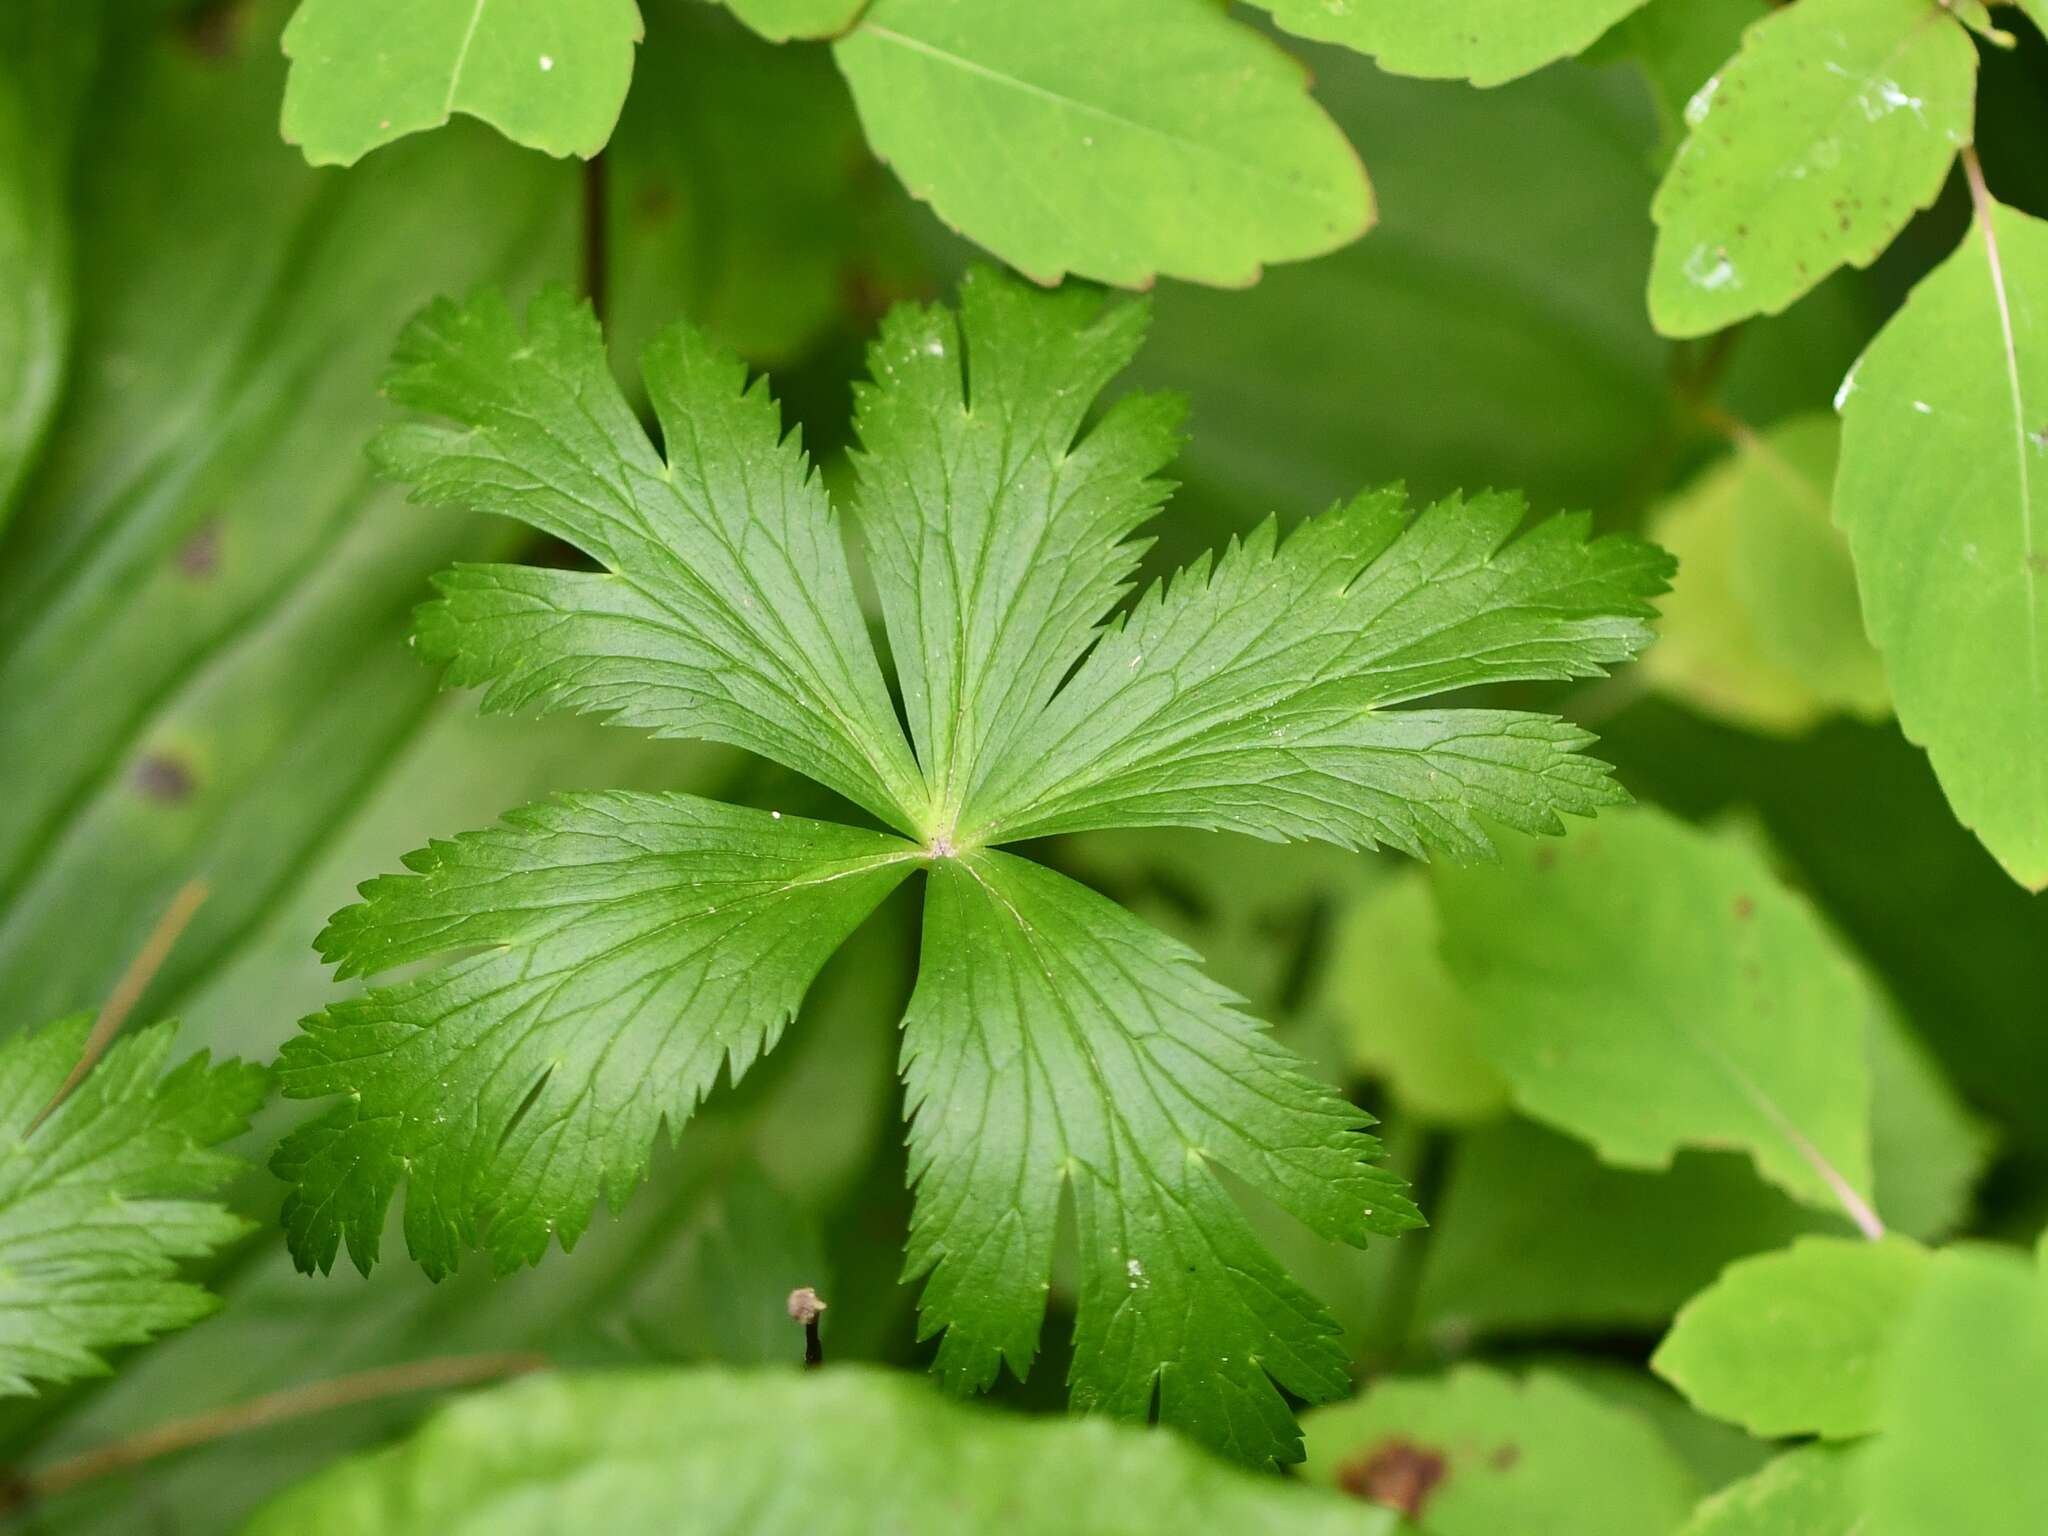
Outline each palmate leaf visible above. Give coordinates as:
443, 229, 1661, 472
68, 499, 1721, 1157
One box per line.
0, 1018, 266, 1394
276, 268, 1667, 1466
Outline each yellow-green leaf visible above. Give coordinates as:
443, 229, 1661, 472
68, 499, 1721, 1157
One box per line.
1648, 0, 1975, 337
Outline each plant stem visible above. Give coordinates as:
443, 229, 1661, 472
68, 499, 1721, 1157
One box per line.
582, 153, 609, 326
1, 1353, 545, 1516
29, 880, 208, 1134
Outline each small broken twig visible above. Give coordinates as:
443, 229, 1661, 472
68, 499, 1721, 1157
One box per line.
787, 1287, 827, 1369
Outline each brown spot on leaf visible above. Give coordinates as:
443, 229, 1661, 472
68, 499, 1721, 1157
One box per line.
1734, 895, 1755, 919
176, 0, 247, 59
1491, 1443, 1521, 1470
133, 754, 195, 804
1338, 1438, 1448, 1519
1533, 846, 1557, 871
176, 523, 221, 579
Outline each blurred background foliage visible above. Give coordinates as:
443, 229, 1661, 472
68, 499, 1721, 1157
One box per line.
1, 0, 2044, 1528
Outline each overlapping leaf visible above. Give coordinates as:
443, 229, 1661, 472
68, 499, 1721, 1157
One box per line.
1647, 0, 1976, 336
1836, 199, 2048, 889
244, 1367, 1400, 1535
281, 0, 644, 166
1256, 0, 1655, 87
1, 1018, 265, 1394
832, 0, 1373, 286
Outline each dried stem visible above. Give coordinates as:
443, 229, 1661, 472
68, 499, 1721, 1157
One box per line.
29, 880, 209, 1134
2, 1352, 546, 1516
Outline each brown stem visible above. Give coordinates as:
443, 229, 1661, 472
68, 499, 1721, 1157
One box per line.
2, 1353, 546, 1516
29, 880, 209, 1134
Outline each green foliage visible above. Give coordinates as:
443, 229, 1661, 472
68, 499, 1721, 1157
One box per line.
1435, 807, 1875, 1218
1868, 1243, 2048, 1534
1679, 1443, 1869, 1536
722, 0, 864, 42
1323, 872, 1508, 1125
244, 1367, 1399, 1536
1644, 415, 1887, 734
13, 0, 2048, 1525
0, 1018, 264, 1395
1652, 1235, 1930, 1438
1268, 0, 1655, 87
1836, 199, 2048, 890
1298, 1365, 1699, 1532
1647, 0, 1977, 336
280, 0, 644, 166
266, 267, 1665, 1466
832, 0, 1371, 287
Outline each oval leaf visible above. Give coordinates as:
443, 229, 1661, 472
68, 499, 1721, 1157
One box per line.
832, 0, 1371, 287
1836, 200, 2048, 889
1435, 807, 1876, 1220
1652, 1234, 1930, 1439
245, 1367, 1400, 1535
1648, 0, 1976, 337
1645, 414, 1887, 734
280, 0, 644, 166
1256, 0, 1653, 87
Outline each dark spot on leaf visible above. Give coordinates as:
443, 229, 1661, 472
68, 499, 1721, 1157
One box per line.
176, 0, 247, 59
176, 523, 221, 579
1734, 895, 1755, 919
637, 178, 677, 223
1534, 846, 1557, 870
133, 753, 195, 804
1338, 1438, 1448, 1519
1491, 1443, 1521, 1470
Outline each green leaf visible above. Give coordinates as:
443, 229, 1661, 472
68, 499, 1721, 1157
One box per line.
1322, 871, 1509, 1125
1867, 1243, 2048, 1535
832, 0, 1371, 287
310, 268, 1665, 1458
1835, 199, 2048, 889
280, 0, 644, 167
845, 269, 1182, 836
0, 1018, 265, 1395
1435, 807, 1875, 1218
903, 851, 1417, 1467
244, 1366, 1401, 1535
1647, 0, 1977, 337
964, 490, 1670, 857
381, 285, 928, 833
1652, 1234, 1930, 1438
1255, 0, 1653, 87
1299, 1366, 1699, 1533
1591, 0, 1770, 165
1644, 414, 1888, 734
274, 794, 916, 1278
723, 0, 864, 42
1679, 1443, 1870, 1536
